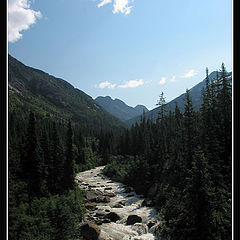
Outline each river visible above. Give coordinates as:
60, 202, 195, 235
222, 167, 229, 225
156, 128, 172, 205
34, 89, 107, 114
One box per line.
76, 166, 160, 240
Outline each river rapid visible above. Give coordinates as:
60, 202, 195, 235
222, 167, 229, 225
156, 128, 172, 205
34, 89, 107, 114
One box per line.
76, 166, 160, 240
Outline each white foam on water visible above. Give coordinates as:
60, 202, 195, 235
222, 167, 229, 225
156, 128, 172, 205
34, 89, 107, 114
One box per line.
76, 166, 159, 240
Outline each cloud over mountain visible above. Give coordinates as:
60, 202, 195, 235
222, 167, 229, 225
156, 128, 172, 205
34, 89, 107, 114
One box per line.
98, 81, 116, 89
118, 79, 143, 88
181, 69, 197, 78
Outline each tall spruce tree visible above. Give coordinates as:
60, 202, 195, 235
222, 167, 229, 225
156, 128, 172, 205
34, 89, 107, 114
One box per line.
63, 120, 75, 192
217, 63, 232, 185
183, 89, 196, 170
156, 91, 167, 121
48, 122, 64, 194
22, 111, 45, 199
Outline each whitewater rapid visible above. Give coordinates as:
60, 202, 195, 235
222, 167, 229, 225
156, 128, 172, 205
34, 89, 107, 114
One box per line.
76, 166, 160, 240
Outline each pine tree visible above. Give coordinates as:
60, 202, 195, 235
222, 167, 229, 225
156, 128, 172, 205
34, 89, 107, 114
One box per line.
39, 130, 50, 196
48, 122, 64, 194
63, 120, 75, 192
22, 111, 45, 199
183, 89, 196, 170
219, 64, 232, 163
201, 68, 212, 153
184, 147, 213, 239
156, 92, 167, 121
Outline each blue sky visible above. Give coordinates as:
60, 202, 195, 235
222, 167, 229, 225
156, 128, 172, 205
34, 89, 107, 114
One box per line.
8, 0, 232, 110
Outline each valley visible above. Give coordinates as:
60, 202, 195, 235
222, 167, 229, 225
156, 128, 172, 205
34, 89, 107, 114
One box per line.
8, 55, 232, 240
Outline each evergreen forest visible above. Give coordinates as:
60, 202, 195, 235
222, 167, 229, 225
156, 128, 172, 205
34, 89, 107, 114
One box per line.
8, 63, 232, 239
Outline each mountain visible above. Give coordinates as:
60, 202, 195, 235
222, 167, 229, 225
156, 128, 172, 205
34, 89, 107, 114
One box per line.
126, 71, 232, 126
95, 96, 149, 122
8, 55, 126, 131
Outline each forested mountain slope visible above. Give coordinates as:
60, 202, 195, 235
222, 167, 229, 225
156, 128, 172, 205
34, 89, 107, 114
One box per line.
8, 54, 126, 131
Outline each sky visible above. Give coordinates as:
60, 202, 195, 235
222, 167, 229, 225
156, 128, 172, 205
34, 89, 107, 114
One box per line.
8, 0, 232, 110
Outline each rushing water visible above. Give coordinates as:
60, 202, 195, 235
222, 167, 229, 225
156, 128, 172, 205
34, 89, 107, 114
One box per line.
76, 166, 160, 240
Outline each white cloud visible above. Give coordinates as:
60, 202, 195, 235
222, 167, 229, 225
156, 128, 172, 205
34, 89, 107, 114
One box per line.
97, 0, 133, 15
113, 0, 133, 15
118, 79, 143, 88
8, 0, 42, 43
159, 77, 166, 85
98, 0, 112, 8
98, 81, 116, 89
181, 69, 197, 78
170, 76, 176, 82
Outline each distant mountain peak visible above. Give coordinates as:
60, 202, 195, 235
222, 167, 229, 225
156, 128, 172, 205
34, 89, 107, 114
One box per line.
95, 96, 149, 122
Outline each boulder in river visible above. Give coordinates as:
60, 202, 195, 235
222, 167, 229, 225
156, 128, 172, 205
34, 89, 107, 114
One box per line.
80, 222, 101, 240
132, 223, 148, 235
113, 203, 123, 208
85, 202, 97, 210
96, 196, 111, 203
85, 192, 98, 202
103, 191, 116, 198
95, 210, 106, 218
106, 212, 121, 222
127, 215, 142, 225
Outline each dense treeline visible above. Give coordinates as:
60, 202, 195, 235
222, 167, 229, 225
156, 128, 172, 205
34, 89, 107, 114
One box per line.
8, 105, 120, 239
103, 63, 232, 239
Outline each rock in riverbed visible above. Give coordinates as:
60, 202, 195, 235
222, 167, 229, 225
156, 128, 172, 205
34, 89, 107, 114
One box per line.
80, 222, 101, 240
127, 215, 142, 225
106, 212, 121, 222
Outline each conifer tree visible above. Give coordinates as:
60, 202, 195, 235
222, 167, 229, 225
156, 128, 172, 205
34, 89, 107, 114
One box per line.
63, 120, 75, 192
39, 130, 50, 196
22, 111, 44, 199
183, 89, 196, 170
184, 147, 213, 239
215, 63, 232, 187
48, 122, 64, 194
156, 91, 167, 121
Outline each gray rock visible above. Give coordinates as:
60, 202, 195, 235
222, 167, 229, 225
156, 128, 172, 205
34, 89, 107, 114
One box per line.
113, 203, 123, 208
103, 191, 116, 198
132, 223, 148, 235
85, 192, 98, 202
96, 196, 111, 203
